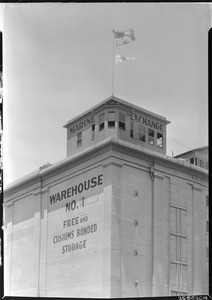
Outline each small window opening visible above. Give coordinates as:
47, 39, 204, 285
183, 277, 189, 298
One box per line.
108, 121, 115, 128
119, 121, 125, 130
190, 158, 194, 164
108, 111, 116, 128
91, 124, 95, 140
200, 160, 204, 168
139, 125, 145, 142
148, 129, 154, 145
130, 121, 134, 138
99, 113, 105, 131
99, 123, 104, 131
119, 112, 126, 130
157, 132, 163, 148
77, 132, 82, 148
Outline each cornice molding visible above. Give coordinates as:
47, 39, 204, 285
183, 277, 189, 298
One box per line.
193, 186, 202, 192
154, 174, 164, 180
4, 138, 208, 196
4, 138, 113, 195
102, 161, 123, 168
5, 201, 14, 208
33, 187, 49, 196
109, 140, 208, 181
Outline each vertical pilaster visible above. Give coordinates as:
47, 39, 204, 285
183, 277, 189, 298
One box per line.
103, 160, 122, 298
38, 188, 49, 297
163, 176, 171, 295
150, 166, 154, 297
187, 183, 205, 295
187, 183, 194, 295
102, 184, 112, 297
201, 191, 208, 295
32, 190, 41, 296
193, 185, 203, 295
152, 172, 169, 296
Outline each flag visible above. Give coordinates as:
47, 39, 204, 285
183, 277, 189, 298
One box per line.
116, 55, 135, 64
114, 29, 136, 46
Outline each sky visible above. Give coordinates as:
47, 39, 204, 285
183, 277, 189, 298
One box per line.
2, 3, 211, 186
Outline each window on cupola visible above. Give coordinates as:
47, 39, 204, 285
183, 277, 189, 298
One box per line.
148, 129, 154, 145
119, 112, 126, 130
77, 132, 82, 147
108, 111, 116, 128
99, 113, 105, 131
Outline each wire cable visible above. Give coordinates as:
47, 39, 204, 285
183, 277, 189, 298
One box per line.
167, 135, 193, 152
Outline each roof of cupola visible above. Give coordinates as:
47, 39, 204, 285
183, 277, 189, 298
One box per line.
63, 95, 171, 128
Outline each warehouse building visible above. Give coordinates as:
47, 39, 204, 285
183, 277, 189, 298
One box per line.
3, 96, 209, 298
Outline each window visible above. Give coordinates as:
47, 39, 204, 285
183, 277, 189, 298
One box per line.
130, 121, 134, 138
195, 158, 198, 165
170, 206, 188, 292
77, 132, 82, 147
108, 111, 116, 128
99, 123, 104, 131
205, 162, 208, 170
157, 132, 163, 148
170, 207, 187, 236
108, 121, 115, 128
119, 112, 125, 130
200, 160, 204, 168
91, 124, 95, 140
171, 291, 187, 296
99, 113, 105, 131
148, 129, 154, 145
190, 158, 194, 164
139, 125, 145, 142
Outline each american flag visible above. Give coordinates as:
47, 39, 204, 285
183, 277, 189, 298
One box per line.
114, 29, 136, 46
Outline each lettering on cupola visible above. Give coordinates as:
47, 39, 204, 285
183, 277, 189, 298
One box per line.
69, 116, 95, 136
130, 112, 164, 132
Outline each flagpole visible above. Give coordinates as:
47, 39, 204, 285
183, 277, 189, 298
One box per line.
112, 30, 115, 96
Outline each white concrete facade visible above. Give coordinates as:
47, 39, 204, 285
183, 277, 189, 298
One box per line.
4, 98, 208, 298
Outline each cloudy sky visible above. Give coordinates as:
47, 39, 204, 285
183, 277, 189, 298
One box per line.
2, 3, 210, 186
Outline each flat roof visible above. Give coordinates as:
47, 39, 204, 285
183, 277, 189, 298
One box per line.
4, 137, 207, 195
174, 146, 208, 158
